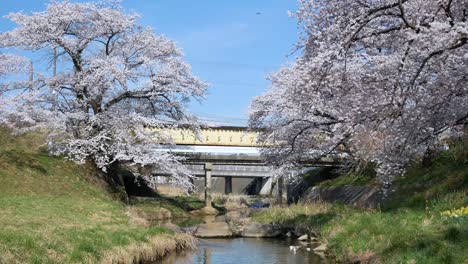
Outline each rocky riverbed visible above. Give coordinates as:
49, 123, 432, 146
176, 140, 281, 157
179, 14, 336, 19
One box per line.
171, 207, 331, 260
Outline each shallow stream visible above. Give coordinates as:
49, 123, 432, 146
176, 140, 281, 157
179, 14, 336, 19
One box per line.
153, 209, 332, 264
157, 237, 327, 264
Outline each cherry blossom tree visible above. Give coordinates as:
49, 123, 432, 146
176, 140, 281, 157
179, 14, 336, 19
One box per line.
0, 1, 206, 190
250, 0, 468, 188
0, 54, 26, 77
0, 54, 28, 117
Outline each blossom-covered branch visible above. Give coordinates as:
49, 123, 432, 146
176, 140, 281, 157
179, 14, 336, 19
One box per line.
0, 0, 206, 189
250, 0, 468, 187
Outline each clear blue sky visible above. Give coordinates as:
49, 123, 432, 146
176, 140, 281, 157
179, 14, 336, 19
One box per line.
0, 0, 300, 125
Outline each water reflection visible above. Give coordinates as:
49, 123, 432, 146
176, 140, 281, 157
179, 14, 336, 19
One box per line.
152, 209, 332, 263
157, 238, 331, 264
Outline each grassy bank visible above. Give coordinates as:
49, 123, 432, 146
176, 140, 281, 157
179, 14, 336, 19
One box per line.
128, 195, 205, 221
0, 129, 195, 264
253, 146, 468, 263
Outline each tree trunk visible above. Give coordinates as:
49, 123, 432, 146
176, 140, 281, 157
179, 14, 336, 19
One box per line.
94, 160, 129, 204
276, 177, 284, 206
422, 147, 435, 168
107, 160, 124, 187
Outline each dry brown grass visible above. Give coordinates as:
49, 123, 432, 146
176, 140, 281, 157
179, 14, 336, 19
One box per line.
208, 193, 250, 205
127, 206, 173, 222
252, 201, 331, 224
156, 184, 187, 196
101, 234, 197, 264
0, 244, 16, 264
125, 209, 150, 227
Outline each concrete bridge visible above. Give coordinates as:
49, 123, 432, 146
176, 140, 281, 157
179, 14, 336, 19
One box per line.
154, 126, 276, 196
154, 126, 339, 205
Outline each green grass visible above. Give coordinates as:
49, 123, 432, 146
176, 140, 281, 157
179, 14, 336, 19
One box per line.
169, 195, 205, 211
384, 143, 467, 211
322, 192, 467, 264
251, 202, 332, 226
254, 195, 467, 263
0, 129, 192, 263
210, 193, 249, 206
318, 170, 376, 187
253, 144, 468, 263
128, 195, 205, 221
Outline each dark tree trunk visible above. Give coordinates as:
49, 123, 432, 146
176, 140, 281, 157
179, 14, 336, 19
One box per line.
107, 160, 124, 187
422, 147, 435, 168
94, 160, 129, 204
276, 177, 284, 206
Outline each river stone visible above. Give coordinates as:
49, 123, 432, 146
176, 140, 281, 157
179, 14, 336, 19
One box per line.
228, 219, 245, 236
297, 234, 309, 241
225, 208, 251, 221
194, 222, 233, 238
314, 251, 327, 259
313, 243, 328, 252
292, 224, 309, 237
190, 206, 219, 216
241, 222, 282, 238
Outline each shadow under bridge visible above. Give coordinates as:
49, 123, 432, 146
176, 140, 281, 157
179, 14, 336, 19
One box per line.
153, 145, 275, 195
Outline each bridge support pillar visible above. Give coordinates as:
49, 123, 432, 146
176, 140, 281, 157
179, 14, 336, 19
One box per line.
259, 177, 272, 196
224, 176, 232, 194
204, 163, 213, 208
